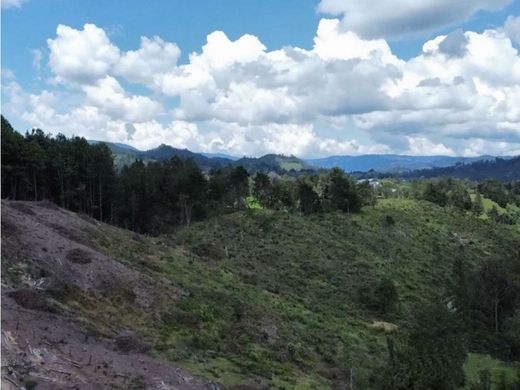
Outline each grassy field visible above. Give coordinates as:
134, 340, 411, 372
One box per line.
84, 198, 520, 389
464, 353, 519, 388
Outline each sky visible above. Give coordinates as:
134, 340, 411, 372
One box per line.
2, 0, 520, 157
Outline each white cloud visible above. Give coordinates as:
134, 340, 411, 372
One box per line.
504, 15, 520, 44
47, 24, 120, 84
6, 18, 520, 157
406, 136, 455, 156
31, 49, 42, 70
317, 0, 512, 39
2, 0, 26, 9
128, 120, 205, 151
313, 19, 397, 63
82, 76, 162, 122
114, 36, 181, 85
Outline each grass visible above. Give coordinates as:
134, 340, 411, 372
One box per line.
81, 198, 520, 389
464, 353, 519, 389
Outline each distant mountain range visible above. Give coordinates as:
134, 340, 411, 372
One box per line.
399, 156, 520, 182
306, 154, 500, 173
89, 141, 309, 173
89, 140, 516, 179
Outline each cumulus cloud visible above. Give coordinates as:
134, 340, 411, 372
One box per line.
7, 16, 520, 157
317, 0, 512, 39
47, 24, 120, 84
437, 30, 469, 57
82, 76, 162, 122
114, 36, 181, 85
406, 136, 455, 156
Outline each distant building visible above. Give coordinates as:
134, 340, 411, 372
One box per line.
357, 178, 381, 189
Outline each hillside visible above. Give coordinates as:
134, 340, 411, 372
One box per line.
95, 140, 502, 174
92, 141, 309, 173
234, 154, 310, 173
401, 156, 520, 182
92, 141, 234, 170
306, 154, 499, 173
2, 199, 519, 389
1, 200, 212, 389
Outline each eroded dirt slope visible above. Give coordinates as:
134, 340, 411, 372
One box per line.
1, 200, 215, 390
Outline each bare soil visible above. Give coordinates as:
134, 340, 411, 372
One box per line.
1, 200, 216, 390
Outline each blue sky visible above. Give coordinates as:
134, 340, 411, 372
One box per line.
2, 0, 520, 157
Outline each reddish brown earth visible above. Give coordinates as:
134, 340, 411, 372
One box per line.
1, 200, 216, 390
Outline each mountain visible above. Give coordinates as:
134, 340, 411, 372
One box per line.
89, 142, 234, 170
306, 154, 498, 173
3, 198, 519, 388
89, 140, 139, 152
234, 153, 310, 173
140, 144, 234, 170
401, 156, 520, 181
201, 152, 240, 160
88, 141, 515, 179
90, 141, 310, 173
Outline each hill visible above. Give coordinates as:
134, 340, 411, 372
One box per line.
1, 200, 212, 389
234, 154, 310, 173
306, 154, 498, 173
3, 199, 519, 389
90, 141, 234, 170
401, 156, 520, 182
91, 140, 310, 173
140, 144, 234, 171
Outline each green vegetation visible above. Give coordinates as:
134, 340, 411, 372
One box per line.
73, 198, 519, 389
465, 354, 519, 389
3, 116, 520, 388
1, 117, 371, 234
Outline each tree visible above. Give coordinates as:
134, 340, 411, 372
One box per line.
479, 179, 510, 208
383, 302, 467, 390
449, 183, 472, 210
373, 278, 398, 315
252, 172, 272, 206
451, 257, 471, 325
90, 143, 116, 221
298, 182, 321, 215
228, 166, 249, 209
323, 168, 362, 213
473, 191, 484, 215
488, 205, 500, 223
269, 178, 296, 211
357, 180, 377, 208
422, 181, 448, 207
23, 135, 46, 201
176, 160, 208, 226
1, 116, 26, 199
473, 260, 517, 333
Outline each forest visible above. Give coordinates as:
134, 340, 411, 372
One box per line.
1, 116, 374, 234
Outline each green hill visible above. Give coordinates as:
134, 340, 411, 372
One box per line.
4, 198, 516, 388
235, 154, 310, 173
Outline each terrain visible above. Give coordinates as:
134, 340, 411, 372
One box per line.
306, 154, 499, 173
91, 140, 510, 175
1, 201, 214, 390
2, 198, 519, 389
400, 156, 520, 182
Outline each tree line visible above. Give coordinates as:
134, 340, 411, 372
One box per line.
1, 117, 374, 234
